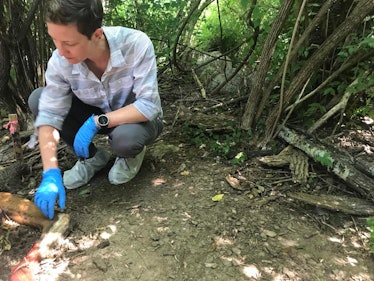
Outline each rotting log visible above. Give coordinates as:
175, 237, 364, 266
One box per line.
278, 127, 374, 201
258, 145, 309, 183
355, 156, 374, 178
288, 192, 374, 216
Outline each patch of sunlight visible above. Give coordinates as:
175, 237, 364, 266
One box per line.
76, 235, 96, 250
350, 230, 370, 249
183, 212, 192, 221
273, 274, 288, 281
334, 257, 347, 265
221, 255, 245, 266
262, 266, 296, 280
152, 177, 166, 186
153, 216, 168, 223
347, 256, 358, 266
36, 258, 69, 281
242, 264, 261, 279
277, 236, 299, 247
156, 226, 170, 232
351, 273, 372, 280
213, 236, 234, 248
329, 270, 347, 280
173, 182, 184, 188
39, 232, 66, 257
334, 256, 358, 266
100, 224, 117, 240
350, 235, 364, 248
328, 236, 344, 243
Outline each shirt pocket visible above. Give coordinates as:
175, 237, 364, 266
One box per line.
72, 85, 107, 108
109, 75, 134, 94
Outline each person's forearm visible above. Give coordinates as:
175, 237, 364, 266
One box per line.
38, 125, 60, 171
95, 104, 148, 128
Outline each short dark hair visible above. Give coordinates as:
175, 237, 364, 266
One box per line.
45, 0, 103, 39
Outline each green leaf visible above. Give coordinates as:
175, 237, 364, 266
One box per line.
212, 194, 224, 202
79, 188, 91, 197
240, 0, 250, 8
314, 151, 333, 168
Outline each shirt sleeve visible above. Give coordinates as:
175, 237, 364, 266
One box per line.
132, 34, 163, 120
34, 51, 73, 130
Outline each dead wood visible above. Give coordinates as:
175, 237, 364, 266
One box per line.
288, 192, 374, 216
258, 145, 309, 183
39, 213, 70, 258
355, 156, 374, 178
278, 127, 374, 201
191, 68, 206, 98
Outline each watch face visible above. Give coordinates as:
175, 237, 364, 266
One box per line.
98, 115, 109, 127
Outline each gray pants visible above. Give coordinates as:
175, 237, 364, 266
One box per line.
28, 88, 163, 158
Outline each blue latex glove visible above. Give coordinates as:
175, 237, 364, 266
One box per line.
74, 115, 99, 158
34, 168, 66, 219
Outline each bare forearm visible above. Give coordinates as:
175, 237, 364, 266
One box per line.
95, 104, 148, 128
38, 125, 60, 171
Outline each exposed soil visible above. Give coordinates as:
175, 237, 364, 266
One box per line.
1, 81, 374, 280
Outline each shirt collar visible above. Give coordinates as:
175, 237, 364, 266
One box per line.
72, 63, 89, 76
102, 26, 126, 67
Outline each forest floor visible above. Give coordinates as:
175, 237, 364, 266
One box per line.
1, 79, 374, 280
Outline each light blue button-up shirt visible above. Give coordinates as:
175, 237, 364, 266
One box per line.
35, 26, 162, 130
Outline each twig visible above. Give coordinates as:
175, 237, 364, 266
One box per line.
191, 68, 206, 98
307, 88, 351, 134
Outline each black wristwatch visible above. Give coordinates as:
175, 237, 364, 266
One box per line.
97, 114, 109, 128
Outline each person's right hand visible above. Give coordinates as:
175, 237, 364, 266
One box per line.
34, 168, 66, 219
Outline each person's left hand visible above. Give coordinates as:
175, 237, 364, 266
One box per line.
74, 115, 99, 158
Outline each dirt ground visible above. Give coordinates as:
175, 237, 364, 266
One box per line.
1, 86, 374, 280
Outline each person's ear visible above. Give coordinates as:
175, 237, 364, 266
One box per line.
93, 28, 103, 40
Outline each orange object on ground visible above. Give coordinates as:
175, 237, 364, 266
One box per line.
10, 241, 41, 281
0, 192, 52, 232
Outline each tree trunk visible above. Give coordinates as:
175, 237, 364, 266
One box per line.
263, 0, 374, 144
241, 0, 295, 130
255, 0, 335, 123
0, 40, 11, 94
0, 0, 44, 128
171, 0, 202, 71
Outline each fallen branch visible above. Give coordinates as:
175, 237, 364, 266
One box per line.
258, 145, 309, 183
191, 68, 206, 98
288, 192, 374, 215
307, 84, 351, 134
278, 126, 374, 201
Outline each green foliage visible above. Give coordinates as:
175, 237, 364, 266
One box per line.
345, 69, 374, 123
194, 0, 279, 62
314, 151, 333, 168
103, 0, 188, 65
327, 32, 374, 121
231, 151, 247, 165
300, 103, 326, 128
305, 103, 326, 117
182, 122, 251, 164
194, 0, 247, 53
366, 218, 374, 254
